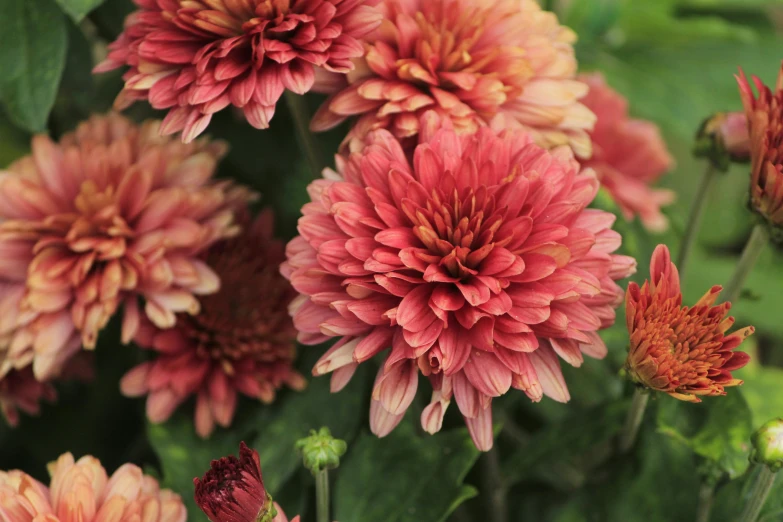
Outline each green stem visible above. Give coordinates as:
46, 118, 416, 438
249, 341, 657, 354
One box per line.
316, 469, 330, 522
284, 90, 325, 178
738, 465, 777, 522
619, 388, 650, 453
695, 481, 715, 522
721, 223, 769, 305
678, 164, 717, 280
481, 446, 507, 522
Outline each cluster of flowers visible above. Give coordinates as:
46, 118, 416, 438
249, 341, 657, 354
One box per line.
0, 0, 763, 454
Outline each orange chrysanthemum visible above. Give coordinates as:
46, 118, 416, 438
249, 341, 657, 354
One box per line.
0, 113, 251, 380
311, 0, 594, 157
121, 211, 305, 437
0, 452, 186, 522
738, 62, 783, 231
625, 245, 752, 402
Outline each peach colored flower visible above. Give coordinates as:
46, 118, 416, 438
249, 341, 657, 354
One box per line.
0, 113, 252, 381
579, 73, 675, 232
121, 210, 305, 437
0, 452, 186, 522
195, 442, 298, 522
311, 0, 595, 157
94, 0, 383, 143
738, 63, 783, 229
626, 244, 752, 402
283, 112, 635, 450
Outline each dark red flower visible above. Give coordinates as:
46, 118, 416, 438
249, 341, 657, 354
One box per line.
194, 442, 274, 522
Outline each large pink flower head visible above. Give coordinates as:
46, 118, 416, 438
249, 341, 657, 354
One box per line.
0, 113, 252, 381
283, 112, 635, 450
579, 73, 675, 232
0, 452, 186, 522
94, 0, 384, 142
121, 210, 306, 437
311, 0, 595, 157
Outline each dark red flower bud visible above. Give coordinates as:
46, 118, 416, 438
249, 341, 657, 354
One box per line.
194, 442, 276, 522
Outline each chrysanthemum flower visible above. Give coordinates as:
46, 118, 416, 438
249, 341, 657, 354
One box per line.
311, 0, 595, 158
625, 244, 752, 402
737, 63, 783, 230
0, 113, 251, 381
283, 112, 635, 450
195, 442, 297, 522
579, 73, 675, 232
94, 0, 384, 143
0, 452, 186, 522
0, 367, 56, 426
121, 210, 305, 437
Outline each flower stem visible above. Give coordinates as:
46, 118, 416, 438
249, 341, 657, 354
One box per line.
678, 163, 717, 279
481, 446, 508, 522
695, 482, 715, 522
738, 465, 778, 522
619, 388, 650, 453
315, 469, 330, 522
721, 223, 769, 305
284, 90, 325, 178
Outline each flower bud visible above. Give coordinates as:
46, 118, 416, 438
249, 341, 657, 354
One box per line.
295, 427, 347, 475
750, 418, 783, 472
693, 112, 750, 171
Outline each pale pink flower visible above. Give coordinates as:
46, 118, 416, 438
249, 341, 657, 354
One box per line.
311, 0, 595, 157
282, 112, 635, 450
94, 0, 383, 143
579, 73, 675, 232
0, 452, 186, 522
121, 211, 305, 437
0, 113, 252, 381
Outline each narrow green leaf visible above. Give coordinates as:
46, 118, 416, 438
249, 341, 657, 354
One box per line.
0, 0, 67, 132
54, 0, 106, 21
334, 418, 480, 522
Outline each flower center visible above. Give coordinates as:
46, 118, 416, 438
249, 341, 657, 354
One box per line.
407, 185, 505, 278
68, 181, 133, 260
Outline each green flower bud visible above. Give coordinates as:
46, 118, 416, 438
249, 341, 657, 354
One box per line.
295, 427, 347, 475
750, 418, 783, 472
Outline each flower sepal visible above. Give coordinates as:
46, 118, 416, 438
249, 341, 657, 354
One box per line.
295, 427, 347, 476
693, 112, 751, 171
750, 418, 783, 472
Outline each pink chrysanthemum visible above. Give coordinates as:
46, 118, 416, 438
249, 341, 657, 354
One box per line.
282, 112, 635, 450
121, 210, 305, 437
311, 0, 595, 157
94, 0, 383, 143
0, 452, 186, 522
0, 113, 251, 381
579, 73, 675, 232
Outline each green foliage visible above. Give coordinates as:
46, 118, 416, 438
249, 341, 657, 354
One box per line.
657, 392, 753, 479
334, 416, 480, 522
54, 0, 106, 21
0, 0, 67, 132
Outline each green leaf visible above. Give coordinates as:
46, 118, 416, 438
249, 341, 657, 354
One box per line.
54, 0, 105, 21
0, 112, 30, 168
502, 399, 629, 485
0, 0, 67, 132
657, 392, 753, 478
334, 417, 480, 522
712, 464, 783, 522
735, 361, 783, 429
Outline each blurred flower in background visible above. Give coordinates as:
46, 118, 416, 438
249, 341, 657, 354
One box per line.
625, 244, 753, 402
194, 441, 296, 522
579, 73, 675, 232
0, 113, 251, 381
738, 63, 783, 237
0, 452, 186, 522
0, 368, 55, 427
311, 0, 595, 157
95, 0, 383, 142
121, 210, 305, 437
283, 111, 635, 450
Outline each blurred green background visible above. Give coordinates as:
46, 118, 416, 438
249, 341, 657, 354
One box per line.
1, 0, 783, 521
